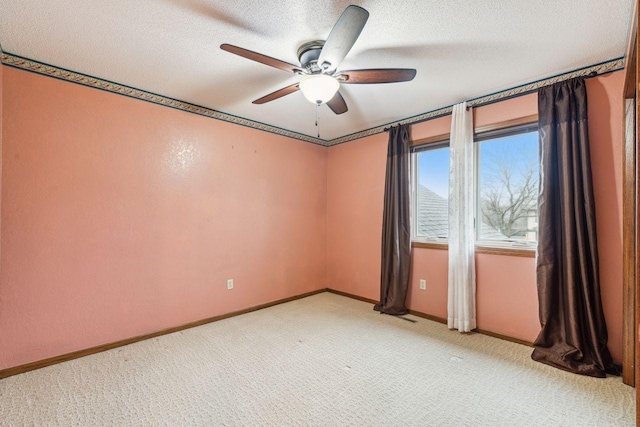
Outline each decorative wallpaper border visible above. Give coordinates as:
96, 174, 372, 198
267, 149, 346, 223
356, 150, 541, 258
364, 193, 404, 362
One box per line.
327, 57, 625, 146
0, 52, 625, 147
0, 53, 329, 146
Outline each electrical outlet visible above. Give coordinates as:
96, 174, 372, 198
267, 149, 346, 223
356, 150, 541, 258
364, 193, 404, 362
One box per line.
227, 279, 234, 290
419, 279, 426, 290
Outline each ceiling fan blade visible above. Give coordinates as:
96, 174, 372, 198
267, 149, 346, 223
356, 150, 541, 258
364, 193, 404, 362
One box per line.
221, 44, 303, 74
337, 69, 417, 84
252, 83, 300, 104
317, 5, 369, 73
326, 91, 348, 115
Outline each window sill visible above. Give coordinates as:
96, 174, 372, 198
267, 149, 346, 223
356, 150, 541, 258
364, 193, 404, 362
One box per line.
412, 241, 448, 250
475, 246, 535, 258
411, 241, 536, 258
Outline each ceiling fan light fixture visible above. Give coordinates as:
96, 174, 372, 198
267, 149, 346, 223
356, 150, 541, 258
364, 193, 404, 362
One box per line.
299, 74, 340, 105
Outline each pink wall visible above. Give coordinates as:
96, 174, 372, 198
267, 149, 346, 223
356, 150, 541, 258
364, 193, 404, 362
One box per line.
587, 73, 624, 363
327, 71, 625, 363
326, 132, 388, 301
0, 64, 625, 371
0, 67, 327, 370
0, 60, 3, 269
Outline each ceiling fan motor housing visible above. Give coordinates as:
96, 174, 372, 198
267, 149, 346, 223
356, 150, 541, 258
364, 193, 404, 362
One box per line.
297, 40, 326, 74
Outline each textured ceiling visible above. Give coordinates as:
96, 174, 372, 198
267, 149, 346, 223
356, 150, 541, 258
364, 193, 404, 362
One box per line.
0, 0, 634, 141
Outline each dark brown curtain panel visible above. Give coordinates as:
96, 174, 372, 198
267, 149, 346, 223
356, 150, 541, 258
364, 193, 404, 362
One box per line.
532, 77, 617, 377
374, 124, 411, 315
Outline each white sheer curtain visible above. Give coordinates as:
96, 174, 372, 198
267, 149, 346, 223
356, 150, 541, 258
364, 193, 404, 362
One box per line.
448, 102, 476, 332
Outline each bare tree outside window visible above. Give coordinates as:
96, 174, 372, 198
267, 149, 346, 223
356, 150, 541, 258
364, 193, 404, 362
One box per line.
478, 131, 539, 241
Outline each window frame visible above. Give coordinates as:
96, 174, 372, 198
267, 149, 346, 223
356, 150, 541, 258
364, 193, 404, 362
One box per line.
410, 138, 450, 245
473, 121, 539, 251
410, 116, 539, 256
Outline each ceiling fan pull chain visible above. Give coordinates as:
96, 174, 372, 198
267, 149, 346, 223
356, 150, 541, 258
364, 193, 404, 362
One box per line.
316, 103, 320, 138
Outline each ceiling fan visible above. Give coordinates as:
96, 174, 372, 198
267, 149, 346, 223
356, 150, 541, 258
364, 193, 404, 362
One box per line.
220, 5, 417, 115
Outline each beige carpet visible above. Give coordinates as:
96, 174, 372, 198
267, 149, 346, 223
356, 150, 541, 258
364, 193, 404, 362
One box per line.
0, 292, 634, 426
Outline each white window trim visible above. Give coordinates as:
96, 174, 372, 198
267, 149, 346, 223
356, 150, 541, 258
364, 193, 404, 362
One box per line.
410, 141, 450, 245
473, 123, 539, 251
410, 122, 539, 253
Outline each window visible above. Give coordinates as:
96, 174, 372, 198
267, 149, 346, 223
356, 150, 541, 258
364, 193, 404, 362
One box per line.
411, 142, 450, 242
475, 124, 539, 248
411, 121, 539, 250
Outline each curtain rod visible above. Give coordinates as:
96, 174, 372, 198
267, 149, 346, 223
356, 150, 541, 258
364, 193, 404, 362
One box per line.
383, 71, 599, 132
